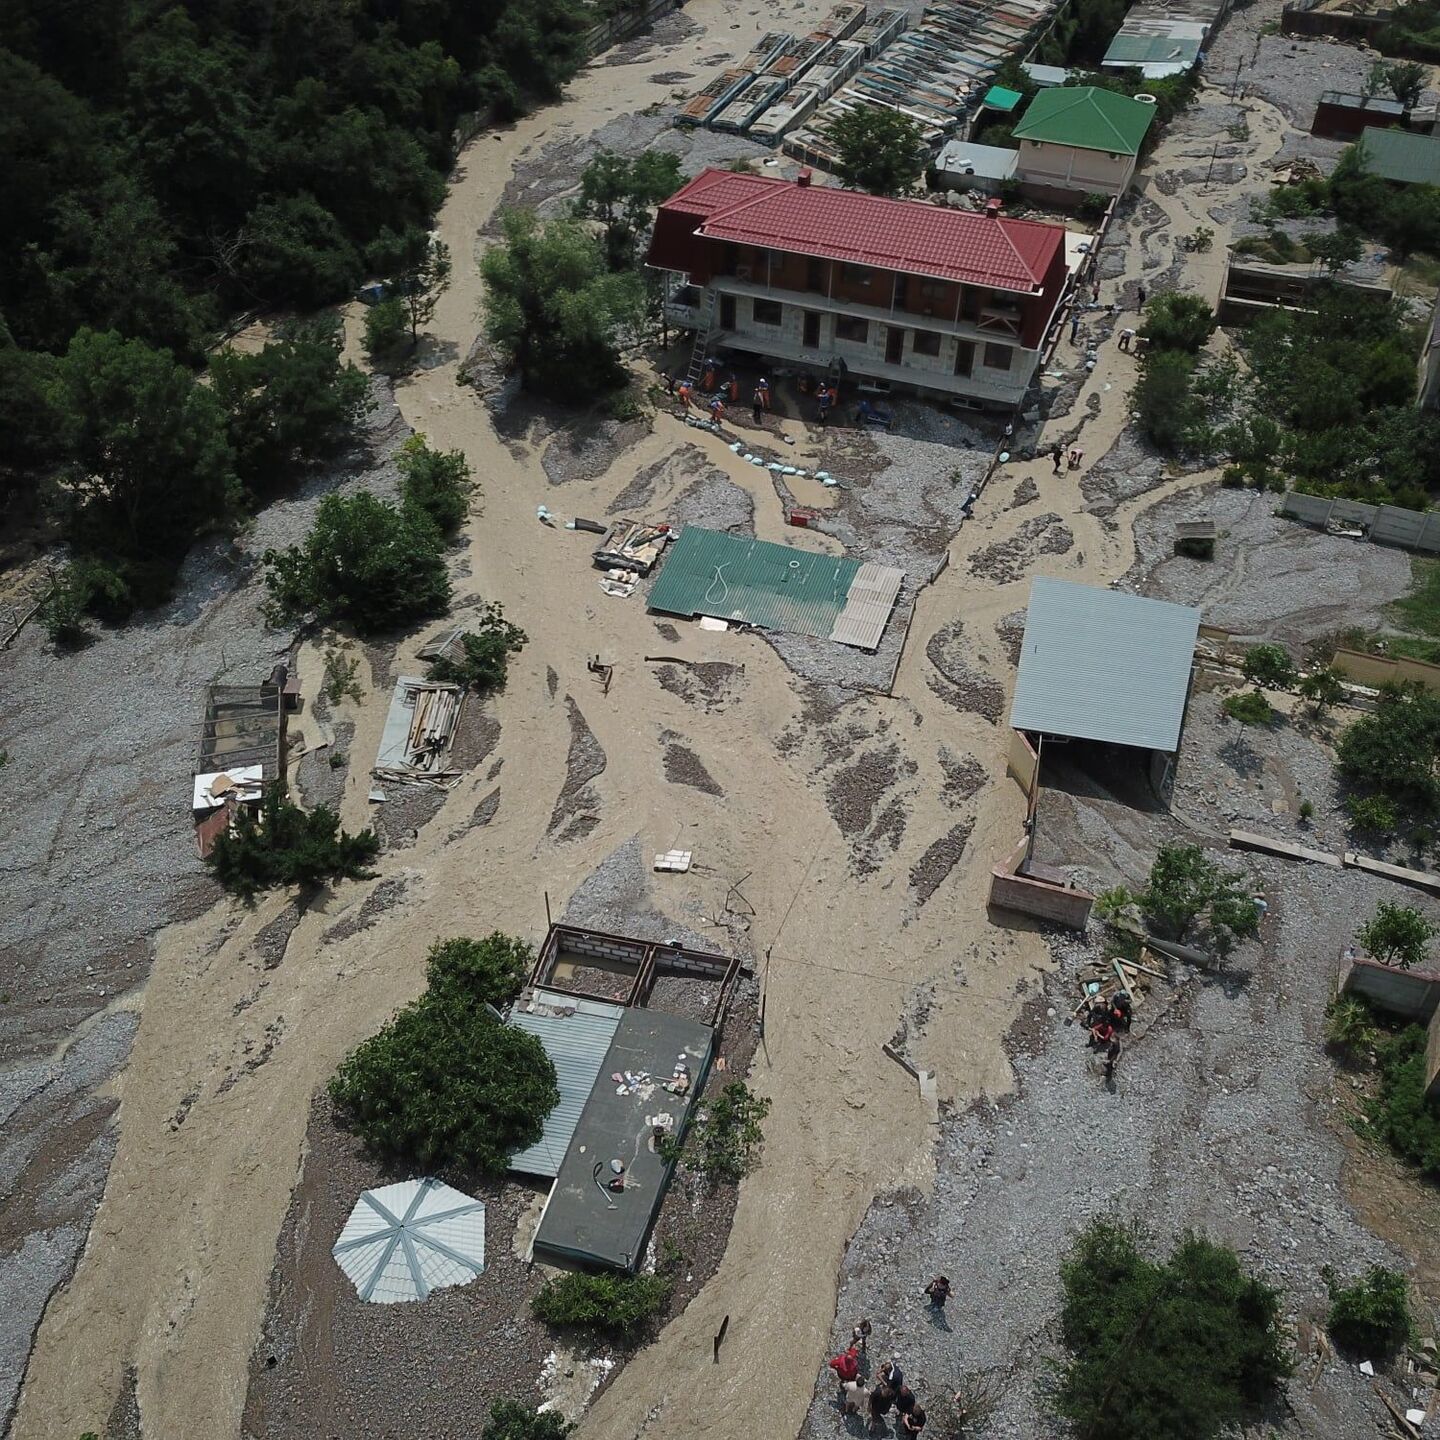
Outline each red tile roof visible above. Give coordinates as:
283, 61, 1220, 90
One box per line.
653, 168, 1065, 293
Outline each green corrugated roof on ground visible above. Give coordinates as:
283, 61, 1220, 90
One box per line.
1011, 85, 1157, 156
647, 526, 859, 638
1103, 32, 1201, 66
982, 84, 1024, 112
1358, 127, 1440, 187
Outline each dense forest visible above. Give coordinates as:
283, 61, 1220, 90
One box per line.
0, 0, 611, 612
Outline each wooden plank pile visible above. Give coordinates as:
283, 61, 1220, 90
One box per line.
1073, 948, 1168, 1023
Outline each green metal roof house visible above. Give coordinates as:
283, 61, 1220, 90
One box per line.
1357, 127, 1440, 188
1011, 87, 1158, 199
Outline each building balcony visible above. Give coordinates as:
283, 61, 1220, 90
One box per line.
659, 272, 1051, 350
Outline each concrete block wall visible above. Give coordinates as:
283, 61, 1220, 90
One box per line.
1340, 953, 1440, 1021
1282, 492, 1440, 555
562, 933, 648, 966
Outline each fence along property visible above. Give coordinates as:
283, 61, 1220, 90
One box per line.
1280, 490, 1440, 555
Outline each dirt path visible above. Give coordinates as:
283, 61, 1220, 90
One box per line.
11, 14, 1295, 1440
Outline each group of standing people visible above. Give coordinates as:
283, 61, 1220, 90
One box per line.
826, 1278, 951, 1434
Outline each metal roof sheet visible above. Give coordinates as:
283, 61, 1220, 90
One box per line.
508, 990, 625, 1179
829, 561, 905, 649
652, 168, 1066, 292
1012, 85, 1158, 155
1009, 578, 1201, 752
1358, 127, 1440, 187
332, 1179, 486, 1304
647, 526, 862, 641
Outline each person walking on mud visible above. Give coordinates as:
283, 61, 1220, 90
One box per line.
1051, 442, 1064, 476
752, 385, 764, 426
924, 1274, 951, 1310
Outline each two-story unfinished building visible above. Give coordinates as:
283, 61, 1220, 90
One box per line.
646, 167, 1070, 409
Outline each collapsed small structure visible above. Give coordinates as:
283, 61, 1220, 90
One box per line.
508, 924, 742, 1272
371, 676, 464, 800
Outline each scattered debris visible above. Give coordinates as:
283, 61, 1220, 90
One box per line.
593, 519, 672, 575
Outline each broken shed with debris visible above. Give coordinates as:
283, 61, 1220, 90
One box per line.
1009, 577, 1201, 798
510, 924, 743, 1271
646, 525, 903, 650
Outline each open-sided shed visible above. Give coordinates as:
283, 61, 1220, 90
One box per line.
1009, 577, 1200, 795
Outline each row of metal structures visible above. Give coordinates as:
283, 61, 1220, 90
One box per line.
674, 0, 1064, 164
676, 0, 1231, 170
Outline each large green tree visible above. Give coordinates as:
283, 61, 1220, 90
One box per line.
481, 210, 644, 401
329, 992, 558, 1173
574, 149, 683, 268
827, 106, 925, 196
261, 491, 452, 634
1056, 1220, 1291, 1440
208, 319, 371, 499
54, 328, 237, 575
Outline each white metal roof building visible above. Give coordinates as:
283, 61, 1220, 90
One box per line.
1009, 578, 1201, 754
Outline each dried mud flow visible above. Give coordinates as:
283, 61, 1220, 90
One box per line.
12, 1, 1436, 1439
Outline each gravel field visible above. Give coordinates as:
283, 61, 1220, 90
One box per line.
1124, 483, 1411, 647
0, 379, 410, 1431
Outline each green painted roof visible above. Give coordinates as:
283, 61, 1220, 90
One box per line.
647, 526, 859, 637
983, 85, 1024, 112
1358, 127, 1440, 187
1011, 86, 1157, 156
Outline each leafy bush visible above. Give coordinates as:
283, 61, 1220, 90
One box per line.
261, 491, 451, 635
1223, 691, 1276, 726
364, 297, 408, 359
1359, 901, 1438, 968
481, 1401, 572, 1440
681, 1081, 772, 1184
39, 560, 128, 647
1347, 793, 1401, 835
1325, 1265, 1413, 1355
531, 1272, 671, 1340
397, 433, 473, 535
1242, 643, 1297, 690
329, 989, 557, 1174
1299, 798, 1316, 822
1055, 1219, 1290, 1440
427, 604, 528, 692
207, 783, 380, 897
1300, 666, 1345, 714
1141, 844, 1258, 956
1369, 1025, 1440, 1177
425, 934, 533, 1010
1140, 293, 1216, 353
1325, 995, 1377, 1057
1338, 684, 1440, 823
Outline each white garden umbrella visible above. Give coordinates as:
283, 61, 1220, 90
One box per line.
332, 1178, 486, 1304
